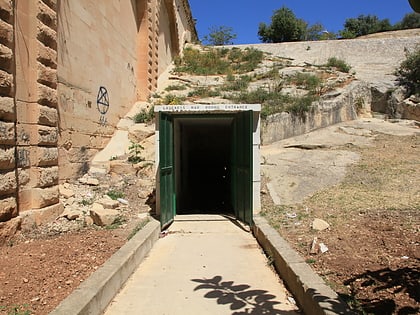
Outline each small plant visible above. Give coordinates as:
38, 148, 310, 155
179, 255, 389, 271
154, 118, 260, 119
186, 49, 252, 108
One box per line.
105, 216, 126, 230
221, 75, 251, 91
188, 87, 221, 98
79, 198, 93, 206
128, 141, 144, 164
324, 57, 351, 73
306, 258, 316, 264
127, 218, 150, 240
165, 84, 187, 91
286, 95, 315, 121
288, 72, 322, 92
133, 106, 154, 123
162, 94, 186, 105
107, 190, 124, 200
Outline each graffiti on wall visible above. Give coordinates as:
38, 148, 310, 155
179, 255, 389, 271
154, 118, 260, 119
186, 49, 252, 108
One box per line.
97, 86, 109, 125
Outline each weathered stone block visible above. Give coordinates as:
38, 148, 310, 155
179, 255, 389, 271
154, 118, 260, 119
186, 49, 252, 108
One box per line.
38, 125, 57, 146
16, 102, 58, 126
0, 170, 16, 195
0, 121, 14, 145
0, 197, 17, 222
0, 43, 13, 72
37, 44, 57, 69
0, 96, 14, 121
0, 146, 14, 170
0, 68, 13, 96
38, 83, 57, 108
30, 166, 58, 188
37, 62, 57, 89
16, 147, 30, 168
17, 124, 57, 146
20, 202, 63, 231
37, 21, 57, 50
90, 204, 119, 226
38, 0, 57, 31
0, 0, 13, 25
19, 185, 59, 210
32, 146, 58, 166
17, 168, 30, 186
0, 217, 22, 246
0, 19, 13, 48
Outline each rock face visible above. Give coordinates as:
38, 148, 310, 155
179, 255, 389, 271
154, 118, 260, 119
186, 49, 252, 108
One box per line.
262, 81, 372, 144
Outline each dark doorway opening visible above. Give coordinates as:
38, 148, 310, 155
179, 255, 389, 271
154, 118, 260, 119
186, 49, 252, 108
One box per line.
175, 116, 234, 214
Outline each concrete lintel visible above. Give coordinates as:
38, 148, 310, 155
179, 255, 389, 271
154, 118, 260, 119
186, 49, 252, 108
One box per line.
49, 219, 160, 315
253, 215, 355, 315
154, 103, 261, 113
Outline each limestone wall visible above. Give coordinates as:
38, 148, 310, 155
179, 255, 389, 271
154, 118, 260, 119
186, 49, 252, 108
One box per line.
0, 0, 20, 240
57, 0, 197, 181
0, 0, 197, 241
57, 0, 140, 181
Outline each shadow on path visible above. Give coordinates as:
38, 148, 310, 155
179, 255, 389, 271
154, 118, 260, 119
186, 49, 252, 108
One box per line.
192, 275, 297, 315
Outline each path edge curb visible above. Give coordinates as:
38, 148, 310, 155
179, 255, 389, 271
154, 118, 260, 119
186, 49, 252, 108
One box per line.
49, 218, 161, 315
253, 215, 355, 315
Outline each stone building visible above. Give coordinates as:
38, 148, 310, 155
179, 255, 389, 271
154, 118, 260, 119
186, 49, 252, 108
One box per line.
0, 0, 197, 242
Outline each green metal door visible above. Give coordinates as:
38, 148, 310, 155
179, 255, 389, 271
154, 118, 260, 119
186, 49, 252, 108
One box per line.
232, 110, 253, 225
159, 112, 176, 228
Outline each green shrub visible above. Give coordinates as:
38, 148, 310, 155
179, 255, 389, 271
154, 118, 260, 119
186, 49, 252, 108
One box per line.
174, 47, 264, 76
188, 87, 221, 98
107, 190, 124, 200
128, 142, 144, 164
165, 84, 187, 91
133, 106, 154, 123
325, 57, 351, 73
162, 94, 186, 105
395, 46, 420, 95
288, 72, 322, 91
286, 95, 316, 121
221, 75, 251, 91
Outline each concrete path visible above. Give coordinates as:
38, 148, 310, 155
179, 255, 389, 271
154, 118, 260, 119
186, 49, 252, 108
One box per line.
105, 215, 299, 315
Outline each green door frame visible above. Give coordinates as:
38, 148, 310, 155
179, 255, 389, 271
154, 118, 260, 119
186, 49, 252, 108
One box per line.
232, 110, 253, 225
158, 111, 253, 227
159, 112, 176, 228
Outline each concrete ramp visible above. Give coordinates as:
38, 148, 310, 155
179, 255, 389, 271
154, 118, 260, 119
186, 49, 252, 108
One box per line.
104, 215, 299, 314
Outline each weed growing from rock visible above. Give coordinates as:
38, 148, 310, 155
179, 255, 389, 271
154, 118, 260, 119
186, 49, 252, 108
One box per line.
324, 57, 351, 73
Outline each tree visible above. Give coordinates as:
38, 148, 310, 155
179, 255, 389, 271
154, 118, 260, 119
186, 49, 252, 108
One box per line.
258, 6, 306, 43
340, 14, 392, 38
394, 12, 420, 30
305, 23, 336, 41
202, 26, 237, 46
395, 47, 420, 95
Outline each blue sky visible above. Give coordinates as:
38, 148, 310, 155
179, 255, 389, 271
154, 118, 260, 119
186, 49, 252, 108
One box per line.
188, 0, 415, 44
